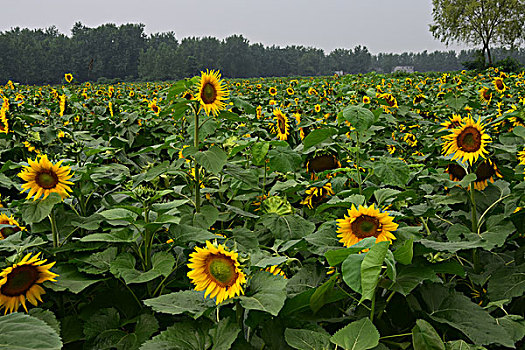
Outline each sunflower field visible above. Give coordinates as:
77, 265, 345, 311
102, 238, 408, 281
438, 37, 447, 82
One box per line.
0, 68, 524, 350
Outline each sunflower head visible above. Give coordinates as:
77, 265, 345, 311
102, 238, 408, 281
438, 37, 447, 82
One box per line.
442, 117, 491, 165
300, 183, 334, 209
0, 252, 58, 314
493, 77, 507, 93
64, 73, 73, 83
446, 163, 467, 182
0, 214, 25, 239
336, 204, 398, 247
269, 87, 277, 96
264, 265, 287, 279
270, 108, 289, 141
187, 241, 246, 305
196, 70, 229, 116
473, 159, 502, 191
18, 155, 74, 201
306, 153, 341, 179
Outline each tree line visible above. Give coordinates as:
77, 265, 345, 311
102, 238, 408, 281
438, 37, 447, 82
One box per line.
0, 22, 524, 85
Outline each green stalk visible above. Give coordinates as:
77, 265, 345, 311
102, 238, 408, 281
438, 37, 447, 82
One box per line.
469, 181, 478, 233
370, 289, 376, 323
194, 107, 201, 213
236, 300, 245, 339
49, 210, 59, 248
355, 133, 363, 195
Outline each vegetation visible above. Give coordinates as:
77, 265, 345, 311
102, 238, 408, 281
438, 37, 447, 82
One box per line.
0, 67, 524, 349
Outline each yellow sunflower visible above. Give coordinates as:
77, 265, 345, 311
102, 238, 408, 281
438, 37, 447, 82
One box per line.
519, 147, 525, 165
59, 95, 66, 117
442, 117, 491, 165
441, 114, 465, 131
413, 94, 426, 104
363, 96, 371, 104
0, 114, 8, 134
187, 241, 246, 305
286, 87, 294, 96
271, 108, 289, 141
64, 73, 73, 83
0, 214, 25, 239
269, 86, 277, 96
336, 204, 398, 247
446, 163, 467, 182
149, 100, 160, 115
18, 155, 74, 201
196, 70, 229, 116
0, 252, 58, 314
314, 104, 321, 113
492, 77, 507, 93
479, 87, 492, 104
300, 183, 334, 209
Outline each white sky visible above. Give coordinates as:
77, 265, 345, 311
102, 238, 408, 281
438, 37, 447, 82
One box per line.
0, 0, 471, 54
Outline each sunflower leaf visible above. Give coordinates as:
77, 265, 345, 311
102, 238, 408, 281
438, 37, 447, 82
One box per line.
0, 313, 62, 350
330, 317, 380, 350
195, 146, 227, 174
21, 192, 62, 224
239, 271, 287, 316
412, 319, 446, 350
284, 328, 331, 350
302, 127, 337, 150
372, 157, 410, 187
143, 290, 215, 318
338, 105, 375, 133
360, 241, 390, 301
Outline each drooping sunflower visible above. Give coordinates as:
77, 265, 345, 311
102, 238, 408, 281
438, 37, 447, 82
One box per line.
187, 241, 246, 305
64, 73, 73, 83
442, 117, 491, 165
300, 183, 334, 209
446, 163, 467, 182
473, 159, 502, 190
269, 86, 277, 96
336, 204, 398, 247
0, 252, 58, 314
306, 153, 341, 179
270, 108, 289, 141
18, 155, 74, 201
413, 94, 426, 104
492, 77, 507, 93
196, 70, 229, 116
479, 87, 492, 104
0, 214, 25, 239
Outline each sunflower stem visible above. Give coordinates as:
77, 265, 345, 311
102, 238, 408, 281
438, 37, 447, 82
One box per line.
355, 134, 363, 196
236, 300, 245, 339
193, 107, 201, 213
49, 211, 59, 248
370, 288, 377, 323
469, 182, 478, 234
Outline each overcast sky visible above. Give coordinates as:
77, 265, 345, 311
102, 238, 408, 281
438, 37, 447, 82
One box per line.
1, 0, 470, 54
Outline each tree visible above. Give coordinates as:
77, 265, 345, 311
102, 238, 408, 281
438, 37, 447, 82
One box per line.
430, 0, 525, 65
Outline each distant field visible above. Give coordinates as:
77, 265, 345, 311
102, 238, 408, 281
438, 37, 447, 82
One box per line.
0, 69, 524, 349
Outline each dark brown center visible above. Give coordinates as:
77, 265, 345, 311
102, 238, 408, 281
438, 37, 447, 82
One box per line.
351, 215, 381, 238
35, 170, 59, 189
447, 163, 467, 181
277, 116, 286, 134
476, 160, 496, 181
201, 83, 217, 104
307, 155, 339, 173
1, 265, 39, 296
206, 254, 237, 287
457, 127, 482, 152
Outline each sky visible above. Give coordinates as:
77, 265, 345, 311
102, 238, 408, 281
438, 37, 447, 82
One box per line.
0, 0, 470, 54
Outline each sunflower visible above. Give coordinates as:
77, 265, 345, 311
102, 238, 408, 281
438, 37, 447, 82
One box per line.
308, 87, 318, 96
492, 77, 507, 93
64, 73, 73, 83
314, 104, 321, 113
0, 113, 8, 134
269, 87, 277, 96
440, 114, 464, 130
387, 145, 396, 154
264, 265, 287, 279
479, 87, 492, 104
59, 95, 66, 117
18, 155, 74, 201
196, 70, 229, 116
306, 153, 341, 179
149, 100, 160, 115
286, 87, 294, 96
519, 147, 525, 165
0, 252, 58, 314
363, 96, 371, 104
442, 117, 491, 165
403, 133, 417, 147
294, 113, 305, 140
108, 102, 114, 117
182, 90, 194, 100
300, 183, 334, 209
473, 159, 502, 190
336, 204, 398, 247
256, 105, 263, 119
413, 94, 426, 104
270, 108, 289, 141
446, 163, 467, 182
0, 214, 25, 239
187, 241, 246, 305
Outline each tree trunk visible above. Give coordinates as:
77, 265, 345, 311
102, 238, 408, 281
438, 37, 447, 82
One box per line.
486, 45, 493, 66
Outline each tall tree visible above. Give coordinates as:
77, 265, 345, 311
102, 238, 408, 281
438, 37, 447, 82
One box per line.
430, 0, 525, 65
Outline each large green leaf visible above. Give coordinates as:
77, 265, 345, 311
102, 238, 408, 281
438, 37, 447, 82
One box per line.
143, 290, 215, 317
372, 157, 410, 187
209, 317, 240, 350
110, 252, 174, 284
268, 147, 301, 173
21, 193, 62, 224
140, 320, 212, 350
412, 319, 445, 350
330, 317, 380, 350
284, 328, 331, 350
261, 214, 315, 240
342, 254, 365, 293
302, 127, 337, 149
360, 241, 389, 301
45, 264, 103, 294
0, 313, 62, 350
239, 272, 287, 316
338, 105, 375, 133
325, 237, 377, 265
487, 263, 525, 301
195, 146, 227, 174
252, 141, 270, 166
419, 284, 513, 347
